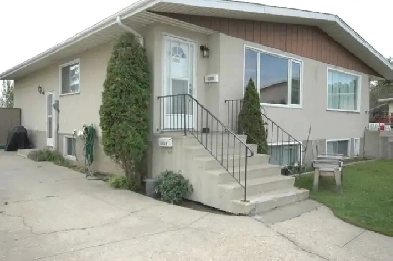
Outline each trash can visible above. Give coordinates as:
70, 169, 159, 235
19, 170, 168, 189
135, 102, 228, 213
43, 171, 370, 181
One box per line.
145, 178, 159, 198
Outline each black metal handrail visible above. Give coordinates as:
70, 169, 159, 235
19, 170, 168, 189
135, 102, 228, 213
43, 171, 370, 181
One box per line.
158, 94, 254, 202
225, 99, 305, 175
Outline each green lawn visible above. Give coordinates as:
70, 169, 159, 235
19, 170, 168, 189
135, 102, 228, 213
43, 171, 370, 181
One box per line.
295, 160, 393, 237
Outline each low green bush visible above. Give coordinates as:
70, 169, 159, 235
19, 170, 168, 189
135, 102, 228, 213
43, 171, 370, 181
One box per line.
108, 176, 138, 191
27, 149, 71, 167
155, 170, 193, 205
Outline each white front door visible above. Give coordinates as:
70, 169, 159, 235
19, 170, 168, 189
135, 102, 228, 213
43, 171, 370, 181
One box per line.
46, 92, 55, 147
163, 36, 195, 130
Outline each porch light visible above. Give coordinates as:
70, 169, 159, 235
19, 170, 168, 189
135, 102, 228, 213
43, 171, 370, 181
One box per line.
37, 85, 45, 95
200, 44, 209, 58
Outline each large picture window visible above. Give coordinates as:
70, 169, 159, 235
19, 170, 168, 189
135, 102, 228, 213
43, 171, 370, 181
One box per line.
327, 69, 360, 111
244, 48, 302, 106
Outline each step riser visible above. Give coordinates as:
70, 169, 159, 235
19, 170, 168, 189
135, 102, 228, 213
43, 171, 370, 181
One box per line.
186, 145, 258, 157
185, 139, 249, 149
216, 167, 282, 183
230, 189, 310, 214
198, 155, 270, 170
220, 177, 295, 201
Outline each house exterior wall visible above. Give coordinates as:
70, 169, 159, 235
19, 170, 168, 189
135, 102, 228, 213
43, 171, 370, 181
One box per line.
13, 40, 125, 175
12, 19, 372, 179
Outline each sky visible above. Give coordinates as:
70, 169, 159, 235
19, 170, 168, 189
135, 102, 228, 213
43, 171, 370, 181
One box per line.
0, 0, 391, 74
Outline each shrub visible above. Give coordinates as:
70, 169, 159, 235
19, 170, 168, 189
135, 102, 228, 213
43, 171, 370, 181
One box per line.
155, 171, 193, 205
27, 149, 71, 167
99, 32, 150, 188
108, 176, 138, 191
237, 79, 268, 154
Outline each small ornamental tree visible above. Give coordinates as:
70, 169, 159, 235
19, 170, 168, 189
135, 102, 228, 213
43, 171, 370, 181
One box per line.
99, 33, 150, 188
238, 79, 268, 154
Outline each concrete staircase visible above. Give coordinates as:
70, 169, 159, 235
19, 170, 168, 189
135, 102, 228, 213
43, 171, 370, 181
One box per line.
183, 133, 309, 215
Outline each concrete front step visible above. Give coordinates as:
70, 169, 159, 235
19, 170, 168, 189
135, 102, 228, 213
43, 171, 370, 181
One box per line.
185, 144, 257, 157
194, 154, 270, 170
218, 175, 295, 203
185, 133, 248, 146
230, 188, 310, 215
196, 164, 282, 209
205, 164, 281, 183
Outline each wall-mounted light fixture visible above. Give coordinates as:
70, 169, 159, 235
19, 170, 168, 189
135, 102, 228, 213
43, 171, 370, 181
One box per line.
200, 44, 209, 58
37, 85, 45, 95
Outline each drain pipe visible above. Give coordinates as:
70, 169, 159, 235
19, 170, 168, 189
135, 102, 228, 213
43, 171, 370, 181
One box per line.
116, 16, 144, 47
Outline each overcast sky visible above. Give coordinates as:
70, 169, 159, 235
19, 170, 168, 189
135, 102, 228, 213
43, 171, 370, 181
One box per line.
0, 0, 390, 74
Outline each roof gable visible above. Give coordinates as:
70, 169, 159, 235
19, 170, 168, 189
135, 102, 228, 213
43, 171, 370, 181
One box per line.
1, 0, 392, 79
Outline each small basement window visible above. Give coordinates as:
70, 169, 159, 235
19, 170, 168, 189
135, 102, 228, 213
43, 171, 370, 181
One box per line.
326, 139, 350, 157
64, 136, 76, 160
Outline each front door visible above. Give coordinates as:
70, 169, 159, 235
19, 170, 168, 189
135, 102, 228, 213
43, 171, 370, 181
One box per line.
46, 92, 55, 147
163, 36, 195, 130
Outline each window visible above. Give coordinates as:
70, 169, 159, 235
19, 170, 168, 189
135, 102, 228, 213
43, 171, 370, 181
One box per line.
64, 136, 76, 160
268, 143, 302, 166
326, 139, 350, 157
327, 69, 360, 111
60, 60, 80, 95
244, 48, 302, 106
354, 138, 360, 156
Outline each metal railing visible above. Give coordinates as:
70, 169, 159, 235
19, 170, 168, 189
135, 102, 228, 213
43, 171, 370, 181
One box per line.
158, 94, 254, 201
225, 99, 305, 174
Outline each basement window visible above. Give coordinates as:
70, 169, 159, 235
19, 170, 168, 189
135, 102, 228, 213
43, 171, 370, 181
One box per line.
63, 136, 76, 160
60, 59, 80, 95
326, 139, 350, 157
268, 143, 302, 166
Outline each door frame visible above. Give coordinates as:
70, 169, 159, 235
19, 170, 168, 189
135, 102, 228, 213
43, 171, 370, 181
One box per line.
46, 91, 55, 147
161, 33, 197, 130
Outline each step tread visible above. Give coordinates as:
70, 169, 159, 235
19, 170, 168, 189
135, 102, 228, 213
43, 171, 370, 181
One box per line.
194, 153, 268, 161
185, 144, 257, 150
206, 164, 279, 175
232, 188, 309, 204
218, 175, 293, 189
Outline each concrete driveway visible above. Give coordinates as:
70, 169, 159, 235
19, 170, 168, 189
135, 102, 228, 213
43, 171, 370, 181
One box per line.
1, 152, 392, 260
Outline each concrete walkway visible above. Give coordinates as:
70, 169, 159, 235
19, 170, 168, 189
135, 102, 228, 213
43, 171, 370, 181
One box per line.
0, 152, 392, 260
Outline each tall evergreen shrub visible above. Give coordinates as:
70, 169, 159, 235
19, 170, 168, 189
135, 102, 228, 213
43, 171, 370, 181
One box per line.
238, 79, 268, 154
99, 33, 150, 187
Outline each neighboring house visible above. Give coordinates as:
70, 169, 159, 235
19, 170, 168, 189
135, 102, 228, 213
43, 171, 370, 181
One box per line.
1, 0, 392, 214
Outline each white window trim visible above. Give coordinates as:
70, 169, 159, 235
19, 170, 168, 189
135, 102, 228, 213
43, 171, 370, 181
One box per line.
63, 135, 77, 161
268, 141, 303, 165
354, 138, 360, 157
326, 67, 361, 113
59, 58, 81, 96
325, 138, 351, 158
243, 44, 303, 109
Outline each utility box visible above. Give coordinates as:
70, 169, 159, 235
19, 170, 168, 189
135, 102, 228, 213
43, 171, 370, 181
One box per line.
158, 137, 172, 147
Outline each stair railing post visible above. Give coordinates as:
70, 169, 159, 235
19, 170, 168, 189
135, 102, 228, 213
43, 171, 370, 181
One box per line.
244, 147, 248, 202
183, 94, 187, 136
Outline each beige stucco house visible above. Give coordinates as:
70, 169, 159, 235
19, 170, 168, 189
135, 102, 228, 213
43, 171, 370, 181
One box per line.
1, 0, 392, 214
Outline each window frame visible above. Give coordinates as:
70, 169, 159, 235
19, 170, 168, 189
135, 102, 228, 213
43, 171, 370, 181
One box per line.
353, 138, 360, 157
268, 141, 303, 166
243, 45, 303, 109
326, 67, 361, 113
59, 59, 81, 96
63, 135, 77, 161
325, 138, 351, 158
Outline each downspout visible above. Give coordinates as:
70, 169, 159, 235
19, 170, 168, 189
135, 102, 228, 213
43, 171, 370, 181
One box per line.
116, 16, 144, 47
